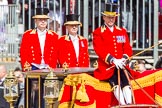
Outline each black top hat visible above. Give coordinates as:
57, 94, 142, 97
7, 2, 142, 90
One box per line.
101, 3, 119, 16
32, 8, 51, 19
66, 14, 79, 22
36, 8, 49, 15
64, 14, 82, 26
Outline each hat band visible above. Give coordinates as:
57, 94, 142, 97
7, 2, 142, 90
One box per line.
103, 11, 117, 16
32, 15, 50, 19
64, 21, 82, 27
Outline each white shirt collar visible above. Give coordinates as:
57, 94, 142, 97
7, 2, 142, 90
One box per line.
69, 34, 79, 41
37, 28, 47, 64
105, 23, 114, 32
68, 34, 79, 61
37, 28, 47, 35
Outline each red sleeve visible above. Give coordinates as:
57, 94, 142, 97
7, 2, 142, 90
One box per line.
93, 28, 113, 64
20, 31, 32, 71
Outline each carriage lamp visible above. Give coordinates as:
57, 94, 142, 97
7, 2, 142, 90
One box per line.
44, 68, 59, 108
4, 70, 19, 108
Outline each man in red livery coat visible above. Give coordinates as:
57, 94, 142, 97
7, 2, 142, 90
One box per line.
93, 3, 138, 106
58, 14, 95, 108
58, 14, 89, 67
20, 7, 59, 71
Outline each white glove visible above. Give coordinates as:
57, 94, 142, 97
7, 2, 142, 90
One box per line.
112, 58, 126, 69
121, 58, 127, 64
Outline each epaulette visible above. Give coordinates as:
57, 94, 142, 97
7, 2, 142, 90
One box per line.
64, 35, 70, 41
59, 35, 66, 39
47, 30, 57, 35
24, 29, 32, 34
115, 26, 122, 30
78, 35, 86, 40
30, 29, 37, 34
101, 25, 106, 33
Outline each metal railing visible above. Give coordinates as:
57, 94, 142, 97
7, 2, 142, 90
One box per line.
0, 0, 160, 69
0, 4, 20, 69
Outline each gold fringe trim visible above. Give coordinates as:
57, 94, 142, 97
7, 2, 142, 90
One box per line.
155, 93, 162, 106
58, 102, 71, 108
58, 83, 65, 101
131, 70, 162, 90
59, 71, 162, 108
131, 73, 155, 90
62, 70, 162, 92
86, 80, 112, 92
76, 79, 90, 102
76, 85, 83, 101
73, 101, 96, 108
154, 70, 162, 83
63, 73, 112, 92
70, 79, 77, 108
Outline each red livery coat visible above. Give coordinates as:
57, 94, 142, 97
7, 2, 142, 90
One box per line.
58, 35, 90, 67
93, 25, 133, 80
20, 29, 59, 71
57, 35, 91, 108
